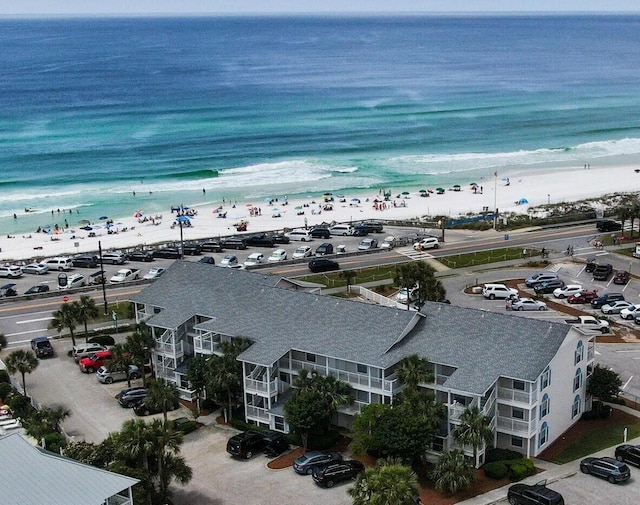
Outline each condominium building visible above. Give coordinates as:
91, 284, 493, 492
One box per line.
130, 261, 594, 461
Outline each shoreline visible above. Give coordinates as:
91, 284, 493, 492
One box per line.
1, 164, 638, 263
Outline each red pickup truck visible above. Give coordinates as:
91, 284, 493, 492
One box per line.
79, 350, 113, 373
567, 290, 598, 304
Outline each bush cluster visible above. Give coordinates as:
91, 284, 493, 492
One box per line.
484, 447, 523, 463
482, 458, 535, 480
581, 403, 613, 420
0, 382, 13, 403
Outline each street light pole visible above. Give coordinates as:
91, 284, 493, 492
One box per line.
98, 240, 108, 315
493, 171, 498, 230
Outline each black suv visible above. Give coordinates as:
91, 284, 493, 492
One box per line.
182, 243, 202, 255
310, 227, 331, 239
580, 456, 630, 483
357, 220, 384, 233
615, 444, 640, 466
507, 480, 564, 505
222, 236, 248, 250
152, 247, 181, 259
245, 234, 276, 247
200, 241, 223, 253
591, 292, 625, 309
126, 250, 154, 262
592, 263, 613, 281
263, 432, 289, 457
533, 279, 565, 295
308, 258, 340, 273
312, 460, 364, 488
596, 219, 621, 232
117, 387, 148, 408
30, 336, 54, 358
226, 430, 267, 459
72, 254, 99, 268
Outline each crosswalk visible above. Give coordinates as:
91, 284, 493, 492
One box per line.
396, 246, 435, 260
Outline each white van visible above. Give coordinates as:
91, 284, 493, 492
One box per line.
42, 257, 73, 271
286, 229, 313, 242
482, 283, 519, 300
329, 224, 354, 236
72, 342, 107, 362
58, 274, 86, 290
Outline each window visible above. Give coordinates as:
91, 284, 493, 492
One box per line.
539, 422, 549, 447
540, 366, 551, 391
572, 395, 582, 419
539, 393, 550, 419
511, 436, 524, 448
573, 368, 583, 392
357, 363, 367, 374
574, 341, 584, 365
512, 407, 525, 420
513, 380, 525, 391
306, 353, 316, 363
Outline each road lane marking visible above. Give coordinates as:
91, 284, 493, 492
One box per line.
5, 328, 50, 337
16, 316, 54, 324
622, 376, 634, 390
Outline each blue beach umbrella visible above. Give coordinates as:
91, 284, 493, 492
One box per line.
176, 215, 191, 224
264, 197, 273, 203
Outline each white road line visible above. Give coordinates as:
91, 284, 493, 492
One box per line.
16, 316, 54, 325
622, 376, 634, 390
5, 329, 50, 337
615, 350, 640, 353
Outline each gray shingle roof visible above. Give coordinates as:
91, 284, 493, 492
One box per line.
0, 433, 138, 505
131, 262, 570, 395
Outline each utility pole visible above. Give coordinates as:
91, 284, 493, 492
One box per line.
98, 240, 108, 315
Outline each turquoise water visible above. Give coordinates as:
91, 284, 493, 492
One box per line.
1, 15, 640, 234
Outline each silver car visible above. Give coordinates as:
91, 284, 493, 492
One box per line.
510, 298, 548, 311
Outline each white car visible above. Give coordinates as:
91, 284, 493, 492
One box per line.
22, 263, 50, 275
292, 246, 313, 259
268, 249, 288, 263
0, 265, 23, 278
380, 236, 396, 249
220, 255, 239, 268
601, 300, 634, 315
396, 287, 419, 304
510, 298, 548, 311
413, 237, 439, 250
244, 253, 265, 267
620, 304, 640, 320
552, 284, 583, 299
143, 267, 166, 280
58, 274, 86, 290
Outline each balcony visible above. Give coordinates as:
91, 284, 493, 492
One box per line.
496, 416, 536, 436
245, 377, 278, 396
194, 335, 220, 355
497, 387, 534, 405
155, 340, 184, 358
246, 405, 271, 422
106, 494, 133, 505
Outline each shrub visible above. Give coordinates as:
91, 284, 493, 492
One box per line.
201, 398, 218, 411
485, 448, 523, 463
483, 461, 509, 479
43, 432, 67, 454
0, 382, 13, 403
509, 460, 535, 481
87, 335, 116, 346
581, 403, 612, 420
9, 394, 34, 419
0, 370, 10, 384
307, 429, 342, 450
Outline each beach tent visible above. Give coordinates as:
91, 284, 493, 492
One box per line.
453, 184, 461, 191
436, 188, 445, 195
176, 216, 191, 224
517, 198, 529, 205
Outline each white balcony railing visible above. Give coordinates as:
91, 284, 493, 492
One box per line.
106, 494, 132, 505
245, 378, 278, 395
155, 340, 184, 357
246, 405, 270, 421
497, 387, 534, 405
496, 416, 536, 436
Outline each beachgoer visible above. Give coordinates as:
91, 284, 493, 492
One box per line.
522, 248, 527, 258
541, 247, 546, 258
13, 213, 17, 219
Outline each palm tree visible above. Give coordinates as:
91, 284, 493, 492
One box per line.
293, 369, 352, 426
394, 262, 419, 309
126, 323, 155, 386
24, 406, 71, 441
75, 295, 99, 342
349, 457, 420, 505
50, 303, 78, 347
396, 354, 432, 391
145, 378, 180, 422
339, 269, 357, 290
452, 405, 493, 468
430, 449, 475, 494
111, 343, 136, 387
5, 349, 39, 396
186, 355, 208, 419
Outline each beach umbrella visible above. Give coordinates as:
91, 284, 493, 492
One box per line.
295, 205, 303, 210
383, 191, 391, 197
264, 197, 273, 203
81, 226, 92, 231
176, 215, 191, 224
323, 192, 333, 196
272, 207, 281, 212
99, 215, 109, 220
419, 189, 427, 193
518, 198, 529, 205
453, 184, 460, 188
351, 198, 361, 203
402, 191, 410, 195
470, 182, 478, 186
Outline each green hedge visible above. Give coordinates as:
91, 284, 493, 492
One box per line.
485, 448, 523, 463
0, 382, 13, 403
483, 458, 535, 481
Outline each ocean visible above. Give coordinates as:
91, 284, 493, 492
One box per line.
1, 14, 640, 235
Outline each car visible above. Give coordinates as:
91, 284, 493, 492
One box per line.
21, 263, 50, 275
329, 224, 354, 236
413, 237, 439, 250
309, 227, 331, 239
593, 263, 613, 281
41, 257, 73, 271
268, 249, 288, 262
126, 250, 154, 262
286, 229, 313, 242
315, 243, 334, 256
133, 398, 180, 416
580, 456, 630, 483
591, 292, 625, 309
396, 287, 419, 304
197, 256, 216, 265
152, 247, 181, 259
57, 273, 86, 290
200, 241, 223, 253
220, 255, 239, 267
117, 387, 149, 408
510, 298, 548, 311
293, 451, 343, 475
482, 283, 518, 300
615, 444, 640, 466
0, 283, 18, 297
71, 254, 99, 268
0, 265, 23, 278
72, 343, 107, 362
170, 416, 198, 435
96, 364, 140, 384
596, 219, 622, 232
601, 300, 633, 315
507, 480, 565, 505
614, 270, 630, 285
79, 350, 113, 373
308, 258, 340, 273
226, 430, 268, 459
293, 246, 313, 259
30, 336, 54, 358
115, 386, 146, 401
270, 233, 290, 244
524, 272, 559, 288
358, 238, 378, 250
182, 243, 202, 255
102, 251, 127, 264
552, 284, 583, 299
244, 253, 265, 267
312, 460, 365, 488
263, 431, 289, 457
357, 220, 384, 233
245, 234, 276, 247
567, 290, 599, 304
25, 284, 50, 295
352, 226, 369, 237
585, 256, 597, 272
619, 304, 640, 320
533, 279, 565, 295
143, 267, 166, 280
380, 236, 396, 249
221, 236, 248, 250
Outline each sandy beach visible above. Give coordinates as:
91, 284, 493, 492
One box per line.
1, 164, 637, 263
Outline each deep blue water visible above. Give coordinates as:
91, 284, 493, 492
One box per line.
1, 15, 640, 233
